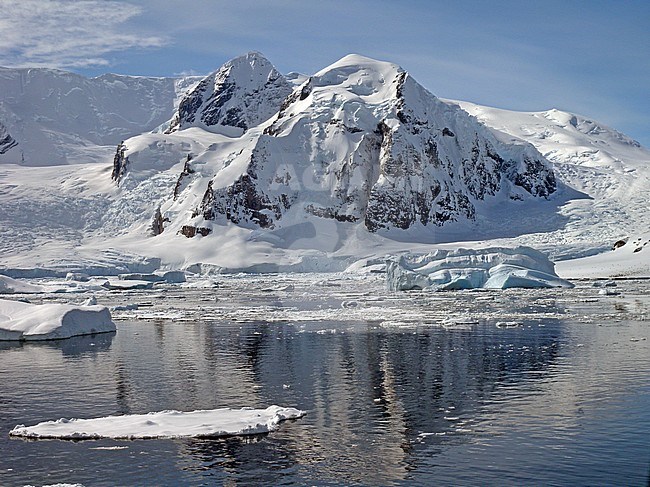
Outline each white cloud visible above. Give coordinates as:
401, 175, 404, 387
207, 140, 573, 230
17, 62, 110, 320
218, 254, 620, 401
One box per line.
0, 0, 167, 68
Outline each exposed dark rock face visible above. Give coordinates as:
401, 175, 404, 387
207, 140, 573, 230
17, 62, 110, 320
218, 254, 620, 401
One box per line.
0, 123, 18, 154
179, 225, 211, 238
173, 154, 195, 200
196, 147, 296, 229
508, 155, 557, 197
166, 52, 293, 134
151, 206, 169, 236
111, 142, 128, 183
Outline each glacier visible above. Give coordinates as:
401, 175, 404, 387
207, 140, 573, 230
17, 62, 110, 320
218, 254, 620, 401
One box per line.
386, 247, 574, 291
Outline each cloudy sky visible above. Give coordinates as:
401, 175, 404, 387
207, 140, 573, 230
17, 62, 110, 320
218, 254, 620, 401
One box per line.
1, 0, 648, 145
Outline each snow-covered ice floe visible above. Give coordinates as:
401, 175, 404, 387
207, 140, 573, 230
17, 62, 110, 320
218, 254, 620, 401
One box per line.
387, 246, 574, 291
10, 406, 305, 440
0, 274, 48, 294
0, 299, 115, 341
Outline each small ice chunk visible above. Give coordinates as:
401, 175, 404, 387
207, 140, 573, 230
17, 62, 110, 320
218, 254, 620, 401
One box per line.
111, 303, 138, 311
161, 271, 186, 283
102, 280, 154, 290
118, 273, 164, 283
66, 272, 91, 282
262, 284, 295, 292
598, 288, 619, 296
495, 321, 523, 328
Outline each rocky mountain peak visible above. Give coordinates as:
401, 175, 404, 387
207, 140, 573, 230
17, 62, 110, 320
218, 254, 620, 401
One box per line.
166, 52, 293, 135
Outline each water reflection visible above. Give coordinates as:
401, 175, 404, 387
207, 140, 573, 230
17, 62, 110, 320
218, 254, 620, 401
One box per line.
209, 320, 565, 485
0, 331, 114, 356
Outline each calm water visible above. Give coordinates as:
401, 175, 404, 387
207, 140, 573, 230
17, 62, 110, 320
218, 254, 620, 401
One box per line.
1, 276, 649, 486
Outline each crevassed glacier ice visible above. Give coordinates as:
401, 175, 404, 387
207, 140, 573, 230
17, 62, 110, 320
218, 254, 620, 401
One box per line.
386, 247, 574, 291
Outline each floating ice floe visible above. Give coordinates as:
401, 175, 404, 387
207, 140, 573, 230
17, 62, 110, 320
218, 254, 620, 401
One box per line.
0, 299, 115, 341
10, 406, 305, 440
0, 275, 47, 294
101, 279, 154, 290
182, 280, 219, 289
386, 247, 574, 291
1, 274, 110, 294
118, 271, 186, 284
66, 272, 91, 282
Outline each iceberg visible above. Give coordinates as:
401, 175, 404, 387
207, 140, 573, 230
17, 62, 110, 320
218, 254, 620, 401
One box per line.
0, 299, 115, 341
10, 406, 306, 440
387, 247, 574, 291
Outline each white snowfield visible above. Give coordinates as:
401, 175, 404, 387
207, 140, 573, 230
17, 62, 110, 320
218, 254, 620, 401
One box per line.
10, 406, 306, 440
0, 299, 115, 341
386, 247, 573, 291
555, 233, 650, 279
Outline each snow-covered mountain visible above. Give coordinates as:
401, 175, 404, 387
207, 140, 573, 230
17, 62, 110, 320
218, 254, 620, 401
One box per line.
123, 54, 556, 241
0, 52, 647, 277
0, 67, 198, 165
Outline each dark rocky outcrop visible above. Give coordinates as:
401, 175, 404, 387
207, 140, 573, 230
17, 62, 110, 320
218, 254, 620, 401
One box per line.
151, 206, 169, 236
179, 225, 211, 238
196, 149, 295, 229
0, 123, 18, 155
173, 154, 195, 200
111, 142, 128, 183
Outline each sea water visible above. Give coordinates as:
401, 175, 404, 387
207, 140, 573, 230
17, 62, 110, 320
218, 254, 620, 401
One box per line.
1, 275, 648, 486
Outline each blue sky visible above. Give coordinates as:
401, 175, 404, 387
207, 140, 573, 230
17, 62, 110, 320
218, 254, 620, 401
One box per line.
1, 0, 648, 146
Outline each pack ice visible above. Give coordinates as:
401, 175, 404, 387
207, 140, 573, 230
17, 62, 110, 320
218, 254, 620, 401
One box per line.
0, 299, 115, 341
386, 246, 574, 291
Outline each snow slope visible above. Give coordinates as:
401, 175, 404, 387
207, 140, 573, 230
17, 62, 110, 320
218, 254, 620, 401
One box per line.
453, 101, 650, 277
